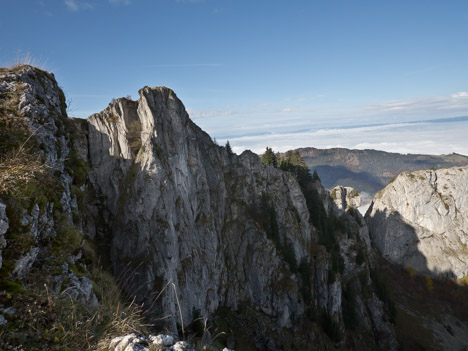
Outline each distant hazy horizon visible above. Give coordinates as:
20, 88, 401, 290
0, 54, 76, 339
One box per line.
195, 115, 468, 156
2, 0, 467, 157
195, 113, 468, 156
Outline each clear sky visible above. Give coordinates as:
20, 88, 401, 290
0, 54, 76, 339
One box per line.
2, 0, 468, 155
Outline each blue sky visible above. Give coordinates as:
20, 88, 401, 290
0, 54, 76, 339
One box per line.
2, 0, 468, 154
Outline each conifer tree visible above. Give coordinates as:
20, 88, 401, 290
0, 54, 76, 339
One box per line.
261, 147, 277, 167
312, 170, 320, 182
225, 140, 233, 154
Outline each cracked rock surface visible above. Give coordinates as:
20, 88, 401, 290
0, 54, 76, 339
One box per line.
366, 167, 468, 278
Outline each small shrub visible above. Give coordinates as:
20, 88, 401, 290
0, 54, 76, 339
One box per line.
355, 249, 365, 265
106, 113, 119, 123
58, 87, 67, 117
459, 276, 468, 287
320, 311, 341, 342
188, 308, 205, 338
342, 284, 357, 330
331, 249, 344, 274
328, 269, 336, 285
282, 238, 298, 273
426, 276, 434, 291
298, 258, 312, 304
64, 150, 88, 186
370, 269, 396, 323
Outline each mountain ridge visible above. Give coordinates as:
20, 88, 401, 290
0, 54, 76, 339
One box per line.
295, 146, 468, 198
2, 64, 468, 350
0, 65, 398, 350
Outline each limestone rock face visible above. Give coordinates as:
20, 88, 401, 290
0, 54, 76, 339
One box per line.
0, 65, 69, 170
366, 167, 468, 278
330, 186, 361, 211
86, 88, 313, 329
0, 199, 9, 269
0, 66, 95, 310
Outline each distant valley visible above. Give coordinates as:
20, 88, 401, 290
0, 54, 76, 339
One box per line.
296, 146, 468, 198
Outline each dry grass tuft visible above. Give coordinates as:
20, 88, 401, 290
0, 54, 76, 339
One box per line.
0, 149, 47, 195
0, 120, 49, 196
0, 52, 50, 72
93, 269, 150, 350
0, 270, 149, 351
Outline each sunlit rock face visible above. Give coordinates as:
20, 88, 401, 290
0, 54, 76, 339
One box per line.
366, 167, 468, 278
86, 87, 314, 330
330, 186, 362, 212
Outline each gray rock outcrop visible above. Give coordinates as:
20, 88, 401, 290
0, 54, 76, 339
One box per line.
0, 64, 69, 170
0, 199, 8, 269
366, 167, 468, 278
109, 333, 196, 351
85, 88, 313, 330
330, 186, 362, 212
0, 65, 94, 309
81, 86, 398, 348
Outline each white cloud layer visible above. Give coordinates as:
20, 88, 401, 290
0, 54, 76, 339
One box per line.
64, 0, 132, 12
108, 0, 132, 5
223, 119, 468, 156
187, 108, 235, 119
364, 92, 468, 115
64, 0, 93, 11
191, 91, 468, 156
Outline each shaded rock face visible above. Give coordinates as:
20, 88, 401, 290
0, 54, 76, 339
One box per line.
0, 200, 8, 269
86, 88, 314, 329
366, 167, 468, 278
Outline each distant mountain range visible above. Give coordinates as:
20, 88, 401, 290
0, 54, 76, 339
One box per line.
296, 147, 468, 197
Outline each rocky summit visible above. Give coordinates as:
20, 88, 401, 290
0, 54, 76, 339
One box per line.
366, 166, 468, 279
82, 83, 397, 349
86, 86, 314, 330
1, 65, 468, 350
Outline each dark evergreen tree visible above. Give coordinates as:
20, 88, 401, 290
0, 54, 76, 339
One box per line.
261, 147, 277, 167
279, 150, 312, 187
312, 170, 320, 182
225, 140, 233, 154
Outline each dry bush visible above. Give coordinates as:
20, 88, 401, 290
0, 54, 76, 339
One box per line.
0, 52, 49, 71
0, 272, 148, 351
92, 269, 150, 350
0, 150, 46, 195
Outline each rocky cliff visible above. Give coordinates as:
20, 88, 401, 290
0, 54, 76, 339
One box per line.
366, 167, 468, 279
0, 65, 138, 350
82, 84, 399, 349
0, 65, 399, 350
85, 87, 314, 330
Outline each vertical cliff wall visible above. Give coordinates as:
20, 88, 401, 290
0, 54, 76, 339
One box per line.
366, 167, 468, 278
85, 87, 314, 330
81, 86, 397, 349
